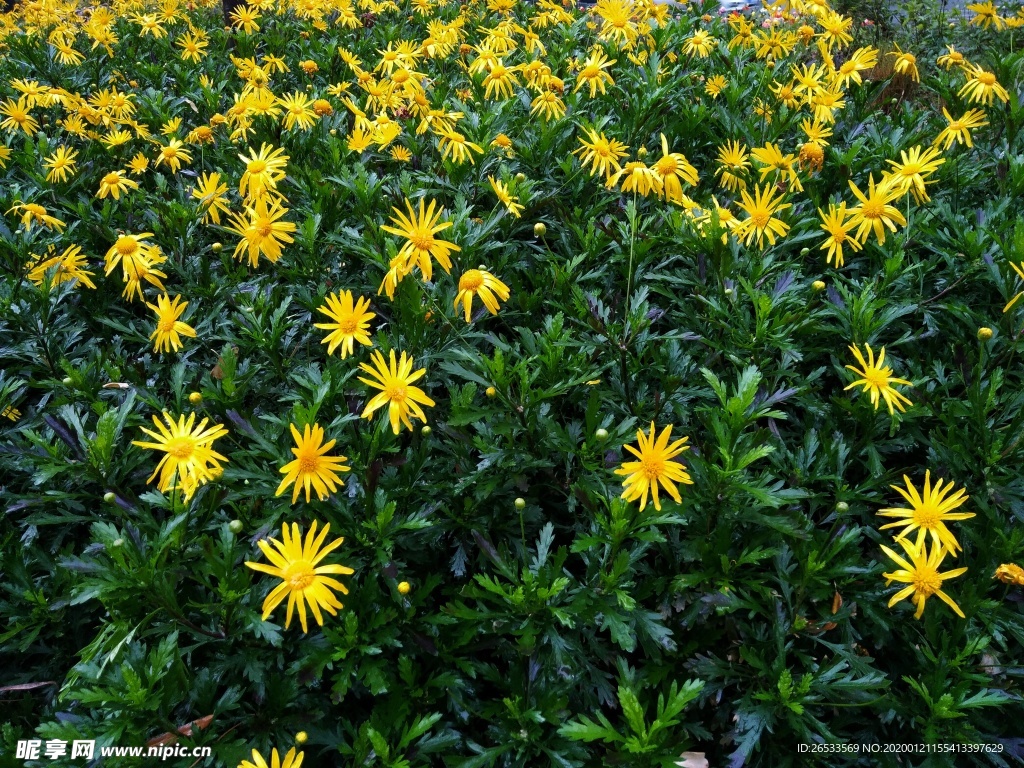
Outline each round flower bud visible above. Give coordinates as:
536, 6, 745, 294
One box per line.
637, 146, 648, 159
62, 377, 73, 385
421, 425, 432, 436
800, 247, 811, 256
228, 519, 243, 533
486, 386, 497, 398
211, 242, 223, 253
978, 327, 994, 341
533, 222, 546, 238
514, 497, 526, 510
188, 392, 203, 404
397, 581, 411, 595
103, 491, 116, 503
812, 280, 826, 292
112, 538, 124, 547
515, 172, 526, 182
836, 501, 850, 513
724, 287, 734, 296
595, 428, 609, 441
295, 732, 308, 745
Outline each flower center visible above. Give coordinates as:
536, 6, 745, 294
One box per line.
641, 457, 664, 480
158, 316, 176, 333
862, 368, 889, 388
978, 72, 996, 85
103, 172, 122, 186
911, 565, 941, 597
460, 269, 484, 291
255, 220, 273, 238
284, 561, 316, 590
410, 231, 434, 251
385, 384, 407, 402
913, 503, 940, 528
862, 200, 884, 219
166, 437, 195, 459
115, 237, 139, 256
248, 160, 267, 174
338, 316, 358, 333
751, 211, 770, 229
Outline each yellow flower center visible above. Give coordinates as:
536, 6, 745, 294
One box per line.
411, 231, 435, 251
337, 316, 358, 333
978, 72, 996, 85
641, 456, 664, 480
166, 436, 195, 459
582, 64, 600, 78
163, 147, 177, 158
912, 503, 940, 528
158, 316, 176, 333
655, 156, 677, 175
255, 220, 274, 238
861, 199, 884, 219
103, 172, 122, 186
385, 384, 407, 402
248, 159, 267, 174
750, 211, 770, 229
911, 564, 941, 597
284, 561, 316, 590
862, 367, 889, 388
459, 269, 484, 291
115, 236, 139, 256
24, 203, 46, 216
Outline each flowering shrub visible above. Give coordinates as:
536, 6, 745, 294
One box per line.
2, 0, 1024, 764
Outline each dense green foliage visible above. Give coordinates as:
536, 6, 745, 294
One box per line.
2, 0, 1024, 765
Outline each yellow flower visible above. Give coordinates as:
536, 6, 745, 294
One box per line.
818, 202, 861, 268
231, 5, 261, 33
380, 197, 460, 283
936, 45, 968, 70
682, 29, 717, 57
704, 74, 727, 98
177, 31, 208, 62
884, 146, 945, 203
278, 91, 318, 131
890, 43, 919, 82
574, 128, 629, 180
226, 196, 297, 267
131, 411, 228, 500
530, 90, 566, 121
154, 138, 192, 173
846, 175, 906, 245
573, 48, 616, 97
245, 522, 353, 633
7, 203, 66, 232
615, 422, 694, 511
128, 153, 149, 175
0, 98, 38, 135
488, 176, 524, 218
147, 293, 197, 354
43, 145, 78, 183
358, 349, 435, 434
844, 343, 913, 415
454, 268, 510, 322
933, 107, 988, 151
966, 1, 1005, 29
276, 424, 351, 504
994, 563, 1024, 586
96, 170, 139, 200
881, 537, 967, 620
715, 140, 749, 193
238, 143, 289, 200
192, 172, 231, 225
959, 65, 1010, 106
606, 161, 663, 198
878, 470, 975, 555
734, 183, 791, 248
438, 129, 484, 165
26, 245, 96, 290
653, 134, 698, 205
314, 290, 375, 358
